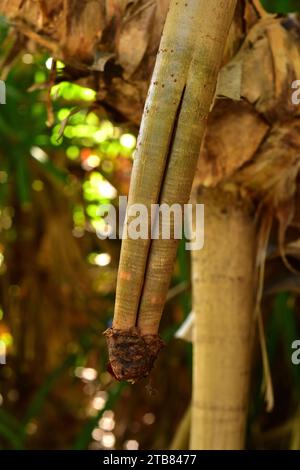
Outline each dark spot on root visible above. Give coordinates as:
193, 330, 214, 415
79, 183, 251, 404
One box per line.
104, 327, 164, 383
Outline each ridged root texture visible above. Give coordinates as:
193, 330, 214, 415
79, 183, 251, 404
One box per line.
104, 328, 164, 382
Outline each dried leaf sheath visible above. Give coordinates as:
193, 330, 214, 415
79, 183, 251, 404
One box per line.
108, 0, 237, 381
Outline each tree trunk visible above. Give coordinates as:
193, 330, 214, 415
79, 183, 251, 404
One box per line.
190, 187, 256, 449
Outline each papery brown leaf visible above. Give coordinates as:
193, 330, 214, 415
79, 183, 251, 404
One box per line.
233, 120, 300, 208
196, 100, 269, 187
118, 0, 156, 77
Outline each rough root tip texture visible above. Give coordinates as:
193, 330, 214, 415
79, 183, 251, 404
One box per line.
104, 327, 164, 382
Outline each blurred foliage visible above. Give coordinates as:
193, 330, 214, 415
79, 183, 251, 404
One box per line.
262, 0, 300, 13
0, 17, 192, 450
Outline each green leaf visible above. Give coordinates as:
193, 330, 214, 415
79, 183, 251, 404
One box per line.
261, 0, 300, 13
0, 409, 23, 435
177, 239, 191, 318
35, 157, 69, 184
268, 293, 300, 393
0, 410, 24, 449
23, 354, 77, 426
15, 153, 31, 205
0, 16, 9, 42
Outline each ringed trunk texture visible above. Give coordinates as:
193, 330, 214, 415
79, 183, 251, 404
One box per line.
106, 0, 237, 382
190, 187, 256, 450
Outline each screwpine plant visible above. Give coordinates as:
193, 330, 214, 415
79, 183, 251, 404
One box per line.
2, 0, 300, 451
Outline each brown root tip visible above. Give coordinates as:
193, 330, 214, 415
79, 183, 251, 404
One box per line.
104, 327, 164, 382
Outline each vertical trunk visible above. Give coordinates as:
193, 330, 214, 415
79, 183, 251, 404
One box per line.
190, 187, 256, 449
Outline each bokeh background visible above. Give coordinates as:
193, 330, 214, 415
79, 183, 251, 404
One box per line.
1, 0, 300, 450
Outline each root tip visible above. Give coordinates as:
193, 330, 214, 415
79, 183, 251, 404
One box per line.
104, 327, 164, 382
